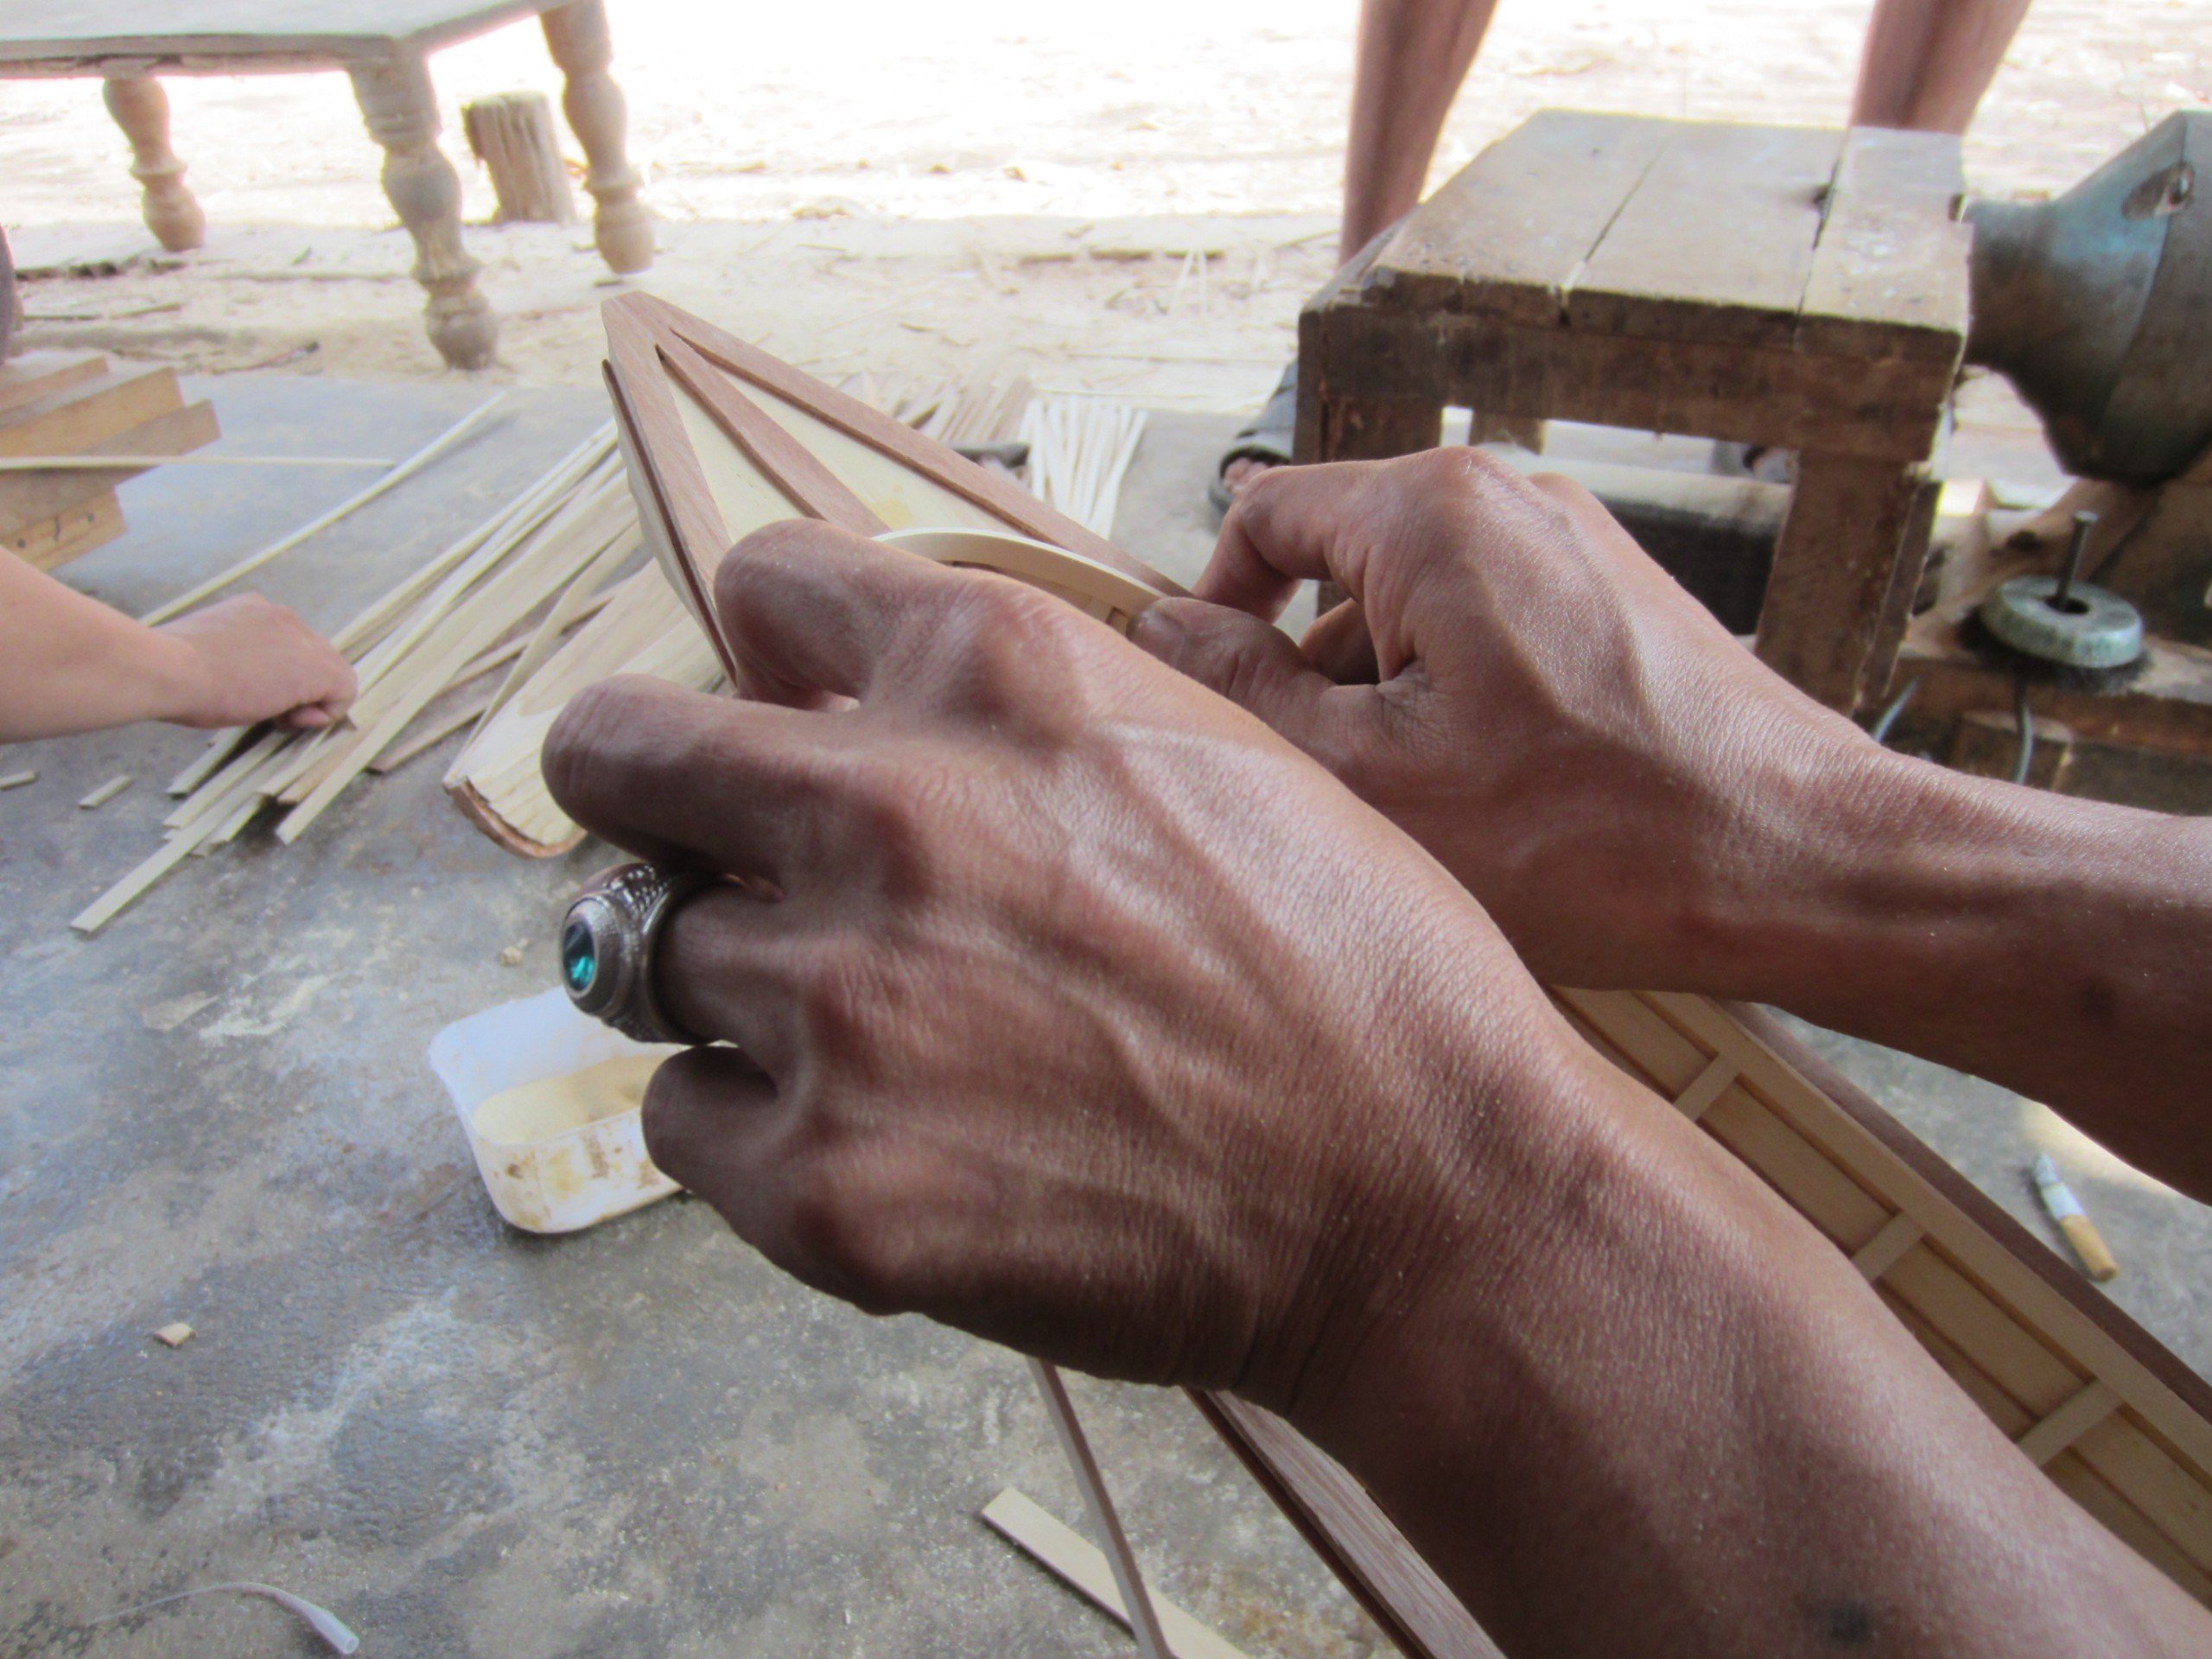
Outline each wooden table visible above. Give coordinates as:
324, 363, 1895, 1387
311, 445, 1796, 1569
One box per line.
0, 1, 655, 371
1298, 111, 1972, 713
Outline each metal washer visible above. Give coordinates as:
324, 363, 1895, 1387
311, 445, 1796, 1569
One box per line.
1976, 575, 2145, 670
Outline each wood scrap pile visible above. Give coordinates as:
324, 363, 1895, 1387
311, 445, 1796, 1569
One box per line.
71, 424, 670, 933
0, 350, 216, 570
445, 367, 1150, 857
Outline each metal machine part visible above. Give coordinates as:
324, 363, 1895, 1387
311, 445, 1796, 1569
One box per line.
1975, 512, 2147, 671
1966, 111, 2211, 485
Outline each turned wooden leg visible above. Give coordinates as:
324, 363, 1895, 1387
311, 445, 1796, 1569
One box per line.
541, 0, 654, 275
349, 54, 498, 371
1757, 454, 1941, 711
103, 77, 206, 253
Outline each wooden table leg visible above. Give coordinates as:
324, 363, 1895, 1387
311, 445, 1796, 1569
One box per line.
541, 0, 654, 275
102, 77, 206, 253
1756, 453, 1940, 711
348, 55, 498, 372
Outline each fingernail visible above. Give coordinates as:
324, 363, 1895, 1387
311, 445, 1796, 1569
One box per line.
1131, 607, 1186, 663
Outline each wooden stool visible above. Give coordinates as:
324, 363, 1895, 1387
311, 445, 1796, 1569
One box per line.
1297, 111, 1971, 713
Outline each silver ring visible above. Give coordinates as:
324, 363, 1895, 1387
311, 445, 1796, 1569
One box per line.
560, 862, 716, 1046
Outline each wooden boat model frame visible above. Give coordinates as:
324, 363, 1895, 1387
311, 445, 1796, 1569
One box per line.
599, 289, 2212, 1652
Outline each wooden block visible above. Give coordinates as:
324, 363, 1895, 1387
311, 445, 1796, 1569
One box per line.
1700, 1083, 1891, 1249
2018, 1380, 2121, 1467
2074, 1414, 2212, 1570
0, 399, 219, 541
1569, 122, 1844, 351
1796, 128, 1972, 363
1669, 1054, 1738, 1122
1851, 1212, 1925, 1282
0, 364, 185, 461
1367, 111, 1673, 326
462, 92, 579, 226
0, 351, 105, 416
5, 490, 124, 570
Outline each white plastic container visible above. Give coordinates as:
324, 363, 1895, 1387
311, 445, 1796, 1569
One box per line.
427, 989, 682, 1234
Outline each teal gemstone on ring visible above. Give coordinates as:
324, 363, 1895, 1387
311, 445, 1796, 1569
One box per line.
562, 918, 597, 995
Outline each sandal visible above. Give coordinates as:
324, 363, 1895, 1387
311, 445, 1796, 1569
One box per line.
1209, 361, 1297, 513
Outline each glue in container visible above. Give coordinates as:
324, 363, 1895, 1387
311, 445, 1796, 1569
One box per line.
427, 988, 682, 1234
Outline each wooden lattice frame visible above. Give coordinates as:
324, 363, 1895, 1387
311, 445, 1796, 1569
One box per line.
601, 292, 2212, 1651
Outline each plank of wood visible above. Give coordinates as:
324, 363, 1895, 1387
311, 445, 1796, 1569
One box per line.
0, 363, 183, 459
0, 1, 546, 66
1851, 1212, 1926, 1282
1191, 1392, 1503, 1659
0, 351, 105, 416
981, 1488, 1252, 1659
1796, 127, 1972, 362
77, 773, 133, 810
0, 399, 219, 540
1669, 1054, 1738, 1122
1567, 123, 1843, 350
1366, 110, 1673, 326
461, 90, 578, 226
5, 489, 124, 571
1304, 298, 1954, 462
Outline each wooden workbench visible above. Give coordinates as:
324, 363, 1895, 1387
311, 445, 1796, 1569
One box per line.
0, 0, 654, 370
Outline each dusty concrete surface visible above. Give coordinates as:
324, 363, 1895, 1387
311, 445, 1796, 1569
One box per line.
0, 381, 1376, 1658
4, 375, 2211, 1656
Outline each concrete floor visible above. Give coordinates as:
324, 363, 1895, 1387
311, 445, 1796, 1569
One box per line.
3, 379, 2209, 1656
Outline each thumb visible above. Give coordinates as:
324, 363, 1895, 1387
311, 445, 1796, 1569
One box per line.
1132, 598, 1326, 744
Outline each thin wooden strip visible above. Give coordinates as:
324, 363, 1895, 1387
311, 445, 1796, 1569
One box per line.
0, 770, 36, 790
2018, 1382, 2122, 1467
631, 294, 1177, 591
1700, 1083, 1890, 1249
1851, 1213, 1926, 1283
1883, 1244, 2088, 1421
372, 685, 499, 775
0, 454, 391, 471
140, 397, 505, 626
981, 1488, 1251, 1659
1190, 1392, 1501, 1659
604, 334, 741, 682
1027, 1360, 1172, 1659
1669, 1055, 1737, 1122
77, 773, 132, 810
1881, 1290, 2036, 1437
1669, 995, 2212, 1476
70, 767, 261, 933
658, 335, 888, 536
166, 727, 250, 796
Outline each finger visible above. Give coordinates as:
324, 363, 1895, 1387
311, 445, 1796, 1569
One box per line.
543, 673, 830, 882
654, 880, 804, 1071
1197, 461, 1391, 619
1130, 598, 1330, 747
1300, 597, 1380, 685
640, 1045, 785, 1222
713, 518, 961, 707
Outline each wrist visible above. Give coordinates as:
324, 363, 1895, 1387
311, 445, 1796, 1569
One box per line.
141, 626, 219, 726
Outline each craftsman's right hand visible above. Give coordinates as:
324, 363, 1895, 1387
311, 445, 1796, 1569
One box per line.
1132, 451, 1891, 992
155, 594, 357, 730
541, 520, 1632, 1410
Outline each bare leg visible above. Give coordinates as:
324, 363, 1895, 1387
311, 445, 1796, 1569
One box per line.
102, 78, 206, 253
541, 0, 654, 275
1850, 0, 2035, 133
348, 56, 498, 371
1341, 0, 1501, 262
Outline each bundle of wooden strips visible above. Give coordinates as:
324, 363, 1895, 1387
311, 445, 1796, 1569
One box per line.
1019, 399, 1148, 537
70, 425, 637, 933
444, 371, 1150, 858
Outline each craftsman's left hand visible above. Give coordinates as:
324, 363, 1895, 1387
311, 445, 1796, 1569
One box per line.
542, 520, 1618, 1404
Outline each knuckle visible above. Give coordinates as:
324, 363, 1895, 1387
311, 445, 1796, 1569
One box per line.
791, 942, 881, 1055
938, 579, 1093, 715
